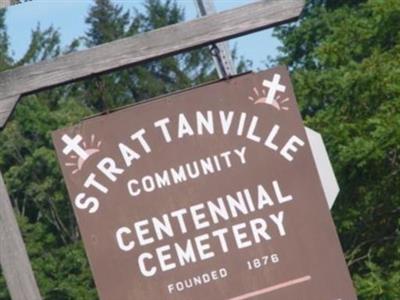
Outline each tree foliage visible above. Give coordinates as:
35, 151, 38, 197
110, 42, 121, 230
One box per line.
78, 0, 217, 111
274, 0, 400, 298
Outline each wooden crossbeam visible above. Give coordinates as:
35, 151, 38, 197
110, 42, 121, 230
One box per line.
0, 0, 304, 129
0, 0, 11, 9
0, 0, 26, 9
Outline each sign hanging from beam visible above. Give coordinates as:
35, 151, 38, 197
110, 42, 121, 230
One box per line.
0, 0, 305, 129
52, 66, 356, 300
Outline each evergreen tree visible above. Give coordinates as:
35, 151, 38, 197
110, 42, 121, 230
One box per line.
16, 25, 61, 66
79, 0, 217, 111
78, 0, 132, 111
85, 0, 130, 46
274, 0, 400, 298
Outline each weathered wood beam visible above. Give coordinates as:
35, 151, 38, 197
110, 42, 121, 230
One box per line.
0, 0, 304, 128
0, 0, 11, 9
0, 0, 26, 9
0, 171, 42, 300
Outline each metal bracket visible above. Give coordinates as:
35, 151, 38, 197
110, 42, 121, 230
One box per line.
194, 0, 237, 79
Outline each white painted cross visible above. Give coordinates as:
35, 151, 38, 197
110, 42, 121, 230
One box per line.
62, 134, 89, 160
263, 73, 286, 104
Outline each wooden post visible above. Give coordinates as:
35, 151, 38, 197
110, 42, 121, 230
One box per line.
0, 171, 42, 300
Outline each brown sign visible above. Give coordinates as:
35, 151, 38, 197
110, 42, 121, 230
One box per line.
52, 66, 356, 300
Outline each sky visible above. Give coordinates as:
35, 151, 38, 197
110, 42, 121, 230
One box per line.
5, 0, 282, 70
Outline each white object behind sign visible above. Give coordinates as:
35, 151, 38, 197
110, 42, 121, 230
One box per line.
306, 127, 339, 209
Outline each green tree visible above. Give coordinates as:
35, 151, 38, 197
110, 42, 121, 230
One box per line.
78, 0, 218, 111
79, 0, 132, 110
274, 0, 400, 298
16, 25, 61, 66
0, 97, 96, 300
